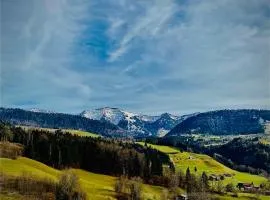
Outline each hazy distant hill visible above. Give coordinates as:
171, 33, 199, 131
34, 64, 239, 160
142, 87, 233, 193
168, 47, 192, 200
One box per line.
0, 108, 123, 136
167, 109, 270, 136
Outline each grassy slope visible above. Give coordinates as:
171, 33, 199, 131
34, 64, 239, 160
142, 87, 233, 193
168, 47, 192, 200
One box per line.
138, 143, 267, 186
1, 153, 269, 199
19, 125, 101, 138
0, 157, 164, 200
66, 129, 101, 138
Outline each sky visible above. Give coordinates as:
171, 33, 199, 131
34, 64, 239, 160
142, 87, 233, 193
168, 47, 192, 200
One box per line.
1, 0, 270, 115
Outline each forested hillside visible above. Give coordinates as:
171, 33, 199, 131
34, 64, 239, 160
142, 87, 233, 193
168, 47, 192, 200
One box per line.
0, 122, 172, 179
0, 108, 123, 137
209, 138, 270, 174
167, 109, 270, 136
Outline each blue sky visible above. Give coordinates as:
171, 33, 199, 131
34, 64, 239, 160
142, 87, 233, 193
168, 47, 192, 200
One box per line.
1, 0, 270, 115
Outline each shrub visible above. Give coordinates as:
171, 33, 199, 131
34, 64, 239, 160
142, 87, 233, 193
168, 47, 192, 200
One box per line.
0, 171, 87, 200
56, 170, 86, 200
216, 180, 225, 194
115, 176, 129, 194
0, 142, 23, 159
115, 176, 142, 200
129, 177, 142, 200
0, 172, 56, 199
225, 183, 235, 192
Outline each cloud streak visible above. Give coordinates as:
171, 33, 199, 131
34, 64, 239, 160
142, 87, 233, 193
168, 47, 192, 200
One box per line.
1, 0, 270, 114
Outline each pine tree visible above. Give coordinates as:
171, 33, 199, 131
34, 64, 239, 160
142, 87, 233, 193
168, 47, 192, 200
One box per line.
186, 167, 192, 193
194, 166, 197, 172
201, 171, 209, 190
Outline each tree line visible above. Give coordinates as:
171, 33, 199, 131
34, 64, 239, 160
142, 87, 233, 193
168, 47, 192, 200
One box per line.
209, 137, 270, 175
0, 122, 172, 180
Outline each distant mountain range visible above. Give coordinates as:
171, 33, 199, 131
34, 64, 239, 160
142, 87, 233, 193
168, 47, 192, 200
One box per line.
80, 107, 183, 136
0, 107, 269, 137
0, 108, 123, 137
0, 107, 183, 137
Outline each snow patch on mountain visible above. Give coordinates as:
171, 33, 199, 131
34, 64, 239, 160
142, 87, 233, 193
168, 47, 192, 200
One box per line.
123, 111, 136, 123
29, 108, 55, 113
81, 107, 125, 125
157, 128, 170, 137
80, 107, 193, 136
137, 115, 160, 122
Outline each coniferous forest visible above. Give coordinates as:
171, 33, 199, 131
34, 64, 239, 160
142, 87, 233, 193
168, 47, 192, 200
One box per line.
0, 122, 172, 180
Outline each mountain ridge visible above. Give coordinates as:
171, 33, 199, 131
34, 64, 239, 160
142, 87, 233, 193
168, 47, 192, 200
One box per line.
80, 107, 181, 136
0, 107, 124, 137
1, 107, 270, 138
166, 109, 270, 136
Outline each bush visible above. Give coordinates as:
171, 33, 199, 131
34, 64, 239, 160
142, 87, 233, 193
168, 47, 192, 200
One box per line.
130, 177, 142, 200
216, 181, 225, 194
56, 170, 86, 200
115, 176, 129, 193
0, 171, 86, 200
225, 183, 235, 192
0, 172, 56, 199
0, 142, 23, 159
115, 176, 142, 200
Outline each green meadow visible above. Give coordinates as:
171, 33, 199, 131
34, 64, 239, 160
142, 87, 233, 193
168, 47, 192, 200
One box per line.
1, 150, 269, 199
137, 142, 267, 186
0, 157, 164, 200
18, 125, 101, 138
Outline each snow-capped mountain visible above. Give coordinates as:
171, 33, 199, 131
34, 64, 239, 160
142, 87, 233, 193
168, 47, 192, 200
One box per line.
29, 108, 55, 113
80, 107, 125, 125
0, 107, 122, 136
80, 107, 181, 136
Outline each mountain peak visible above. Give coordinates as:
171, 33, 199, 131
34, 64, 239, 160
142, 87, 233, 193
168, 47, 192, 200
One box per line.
160, 112, 179, 120
80, 107, 125, 125
79, 107, 181, 136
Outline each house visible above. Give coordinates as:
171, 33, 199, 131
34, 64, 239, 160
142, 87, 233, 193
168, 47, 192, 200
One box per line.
209, 174, 220, 181
237, 182, 255, 191
209, 175, 217, 181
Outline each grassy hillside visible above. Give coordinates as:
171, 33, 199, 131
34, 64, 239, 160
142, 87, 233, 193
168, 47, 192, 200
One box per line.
1, 154, 269, 199
19, 125, 101, 138
66, 129, 102, 138
138, 142, 267, 186
0, 157, 164, 200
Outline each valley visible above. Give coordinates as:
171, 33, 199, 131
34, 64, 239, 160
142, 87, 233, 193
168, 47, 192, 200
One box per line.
1, 108, 270, 199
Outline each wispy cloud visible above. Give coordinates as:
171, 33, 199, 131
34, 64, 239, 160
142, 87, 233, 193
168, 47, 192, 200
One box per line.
1, 0, 270, 114
107, 0, 177, 62
1, 0, 92, 112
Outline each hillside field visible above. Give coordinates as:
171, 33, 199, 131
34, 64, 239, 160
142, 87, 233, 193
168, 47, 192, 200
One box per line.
1, 153, 269, 199
137, 142, 267, 186
18, 125, 101, 138
0, 157, 164, 200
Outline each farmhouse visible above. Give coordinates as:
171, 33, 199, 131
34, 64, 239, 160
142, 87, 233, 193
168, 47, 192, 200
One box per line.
237, 182, 258, 191
209, 174, 219, 181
